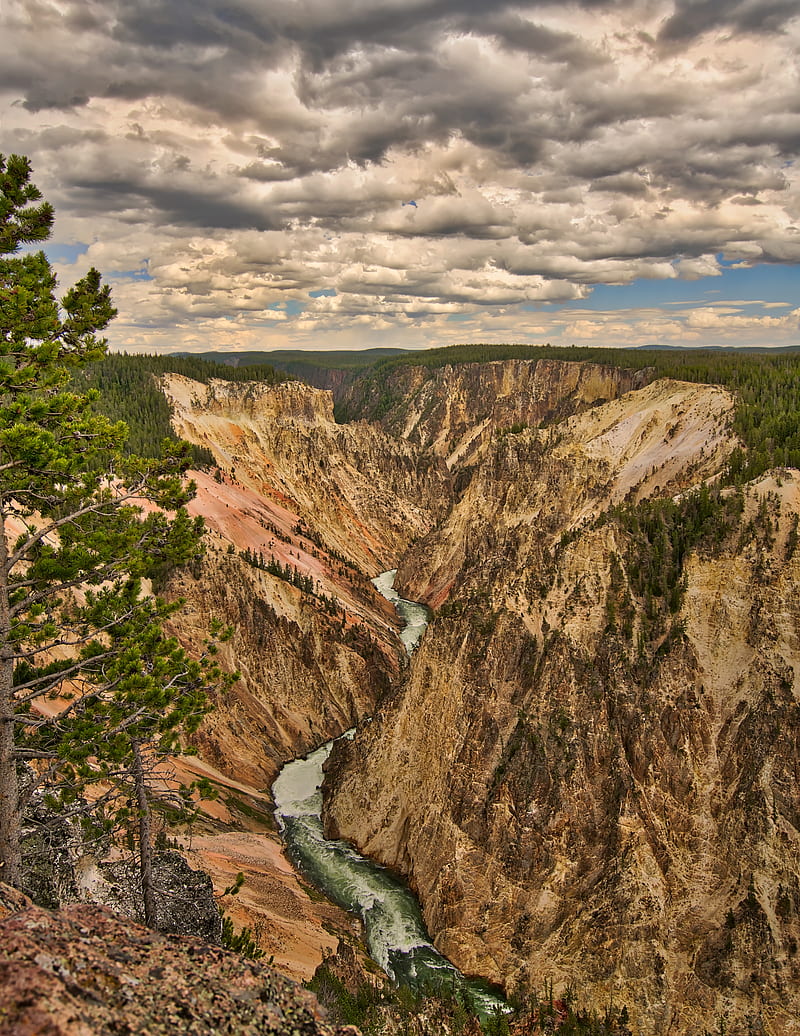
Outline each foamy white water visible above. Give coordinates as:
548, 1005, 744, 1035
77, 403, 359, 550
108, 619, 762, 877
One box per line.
371, 569, 429, 654
272, 572, 507, 1019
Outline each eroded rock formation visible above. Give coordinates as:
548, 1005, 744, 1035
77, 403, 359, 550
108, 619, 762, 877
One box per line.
324, 371, 800, 1035
115, 357, 800, 1032
156, 373, 457, 789
340, 357, 650, 467
163, 374, 452, 572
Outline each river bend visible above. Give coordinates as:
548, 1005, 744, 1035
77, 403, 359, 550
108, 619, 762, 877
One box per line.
272, 570, 506, 1018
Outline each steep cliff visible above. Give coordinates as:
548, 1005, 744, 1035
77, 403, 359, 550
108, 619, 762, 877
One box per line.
162, 374, 451, 572
157, 373, 455, 783
325, 375, 800, 1035
396, 377, 734, 609
165, 546, 397, 790
340, 357, 651, 467
139, 374, 455, 979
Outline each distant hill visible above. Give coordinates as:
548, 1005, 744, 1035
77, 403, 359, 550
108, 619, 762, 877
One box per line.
173, 348, 410, 369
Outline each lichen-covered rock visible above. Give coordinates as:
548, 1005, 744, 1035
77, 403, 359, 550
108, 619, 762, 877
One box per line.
0, 883, 360, 1035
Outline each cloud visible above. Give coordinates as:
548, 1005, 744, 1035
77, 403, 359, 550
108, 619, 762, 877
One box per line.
0, 0, 798, 352
658, 0, 799, 42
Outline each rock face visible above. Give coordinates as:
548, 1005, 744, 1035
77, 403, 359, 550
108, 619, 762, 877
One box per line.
0, 883, 357, 1035
166, 549, 397, 789
163, 374, 452, 572
396, 377, 734, 609
340, 357, 650, 467
138, 373, 452, 981
131, 357, 800, 1033
85, 851, 223, 943
157, 374, 452, 787
325, 371, 800, 1035
20, 799, 221, 943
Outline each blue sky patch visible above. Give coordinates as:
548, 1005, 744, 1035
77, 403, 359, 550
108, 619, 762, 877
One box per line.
43, 243, 89, 264
539, 264, 800, 317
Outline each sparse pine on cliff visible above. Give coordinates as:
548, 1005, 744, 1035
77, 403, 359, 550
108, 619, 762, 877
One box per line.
0, 157, 224, 919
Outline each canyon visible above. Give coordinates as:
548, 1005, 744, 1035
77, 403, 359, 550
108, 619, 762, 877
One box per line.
113, 357, 799, 1033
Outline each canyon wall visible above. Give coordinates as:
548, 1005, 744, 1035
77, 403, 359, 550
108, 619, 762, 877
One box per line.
325, 373, 800, 1035
340, 357, 651, 467
157, 372, 455, 785
163, 374, 452, 573
151, 373, 452, 977
165, 548, 396, 790
143, 359, 800, 1031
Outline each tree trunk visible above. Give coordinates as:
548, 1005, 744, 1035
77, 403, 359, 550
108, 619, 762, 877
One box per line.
0, 671, 21, 888
0, 512, 22, 888
132, 740, 157, 928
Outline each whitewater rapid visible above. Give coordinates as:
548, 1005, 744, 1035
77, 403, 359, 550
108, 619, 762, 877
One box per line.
272, 570, 506, 1019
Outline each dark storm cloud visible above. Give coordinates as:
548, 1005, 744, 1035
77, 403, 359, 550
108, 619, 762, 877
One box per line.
62, 172, 282, 232
648, 149, 789, 202
20, 91, 90, 113
659, 0, 799, 41
111, 0, 279, 53
481, 11, 606, 65
280, 0, 612, 71
237, 162, 299, 184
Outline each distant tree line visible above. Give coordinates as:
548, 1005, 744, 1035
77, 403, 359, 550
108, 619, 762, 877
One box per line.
79, 343, 800, 492
344, 342, 800, 485
72, 352, 289, 465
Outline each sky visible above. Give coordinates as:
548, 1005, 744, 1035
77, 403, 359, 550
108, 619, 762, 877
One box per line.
1, 0, 799, 354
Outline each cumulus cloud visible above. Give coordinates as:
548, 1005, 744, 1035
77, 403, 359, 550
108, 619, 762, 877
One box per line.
0, 0, 798, 351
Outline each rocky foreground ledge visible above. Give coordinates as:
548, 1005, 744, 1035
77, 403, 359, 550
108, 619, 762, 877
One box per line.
0, 884, 359, 1036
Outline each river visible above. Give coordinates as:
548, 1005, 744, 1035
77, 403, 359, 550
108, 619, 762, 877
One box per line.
272, 570, 507, 1019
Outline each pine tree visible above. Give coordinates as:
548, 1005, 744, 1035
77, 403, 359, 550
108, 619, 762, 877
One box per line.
0, 154, 212, 893
58, 592, 231, 924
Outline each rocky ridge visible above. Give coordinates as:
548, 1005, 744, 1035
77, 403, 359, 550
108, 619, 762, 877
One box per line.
0, 883, 357, 1036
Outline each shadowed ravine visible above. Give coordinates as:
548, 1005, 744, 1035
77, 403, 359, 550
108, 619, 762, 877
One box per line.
272, 571, 507, 1020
